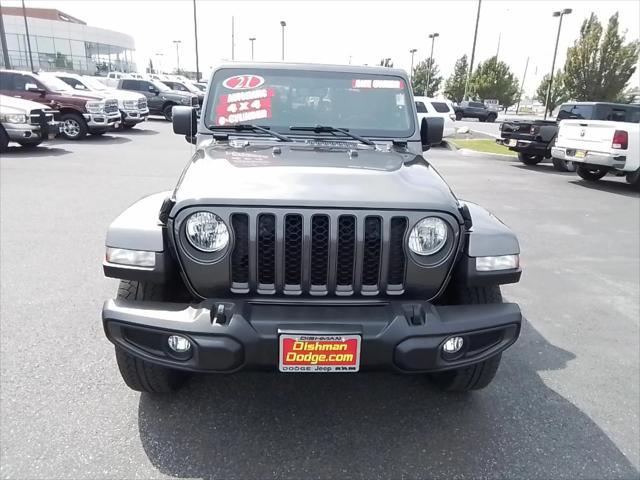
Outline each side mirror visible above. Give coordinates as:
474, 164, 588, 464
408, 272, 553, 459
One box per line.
420, 117, 444, 151
25, 83, 45, 96
148, 85, 159, 95
172, 106, 198, 141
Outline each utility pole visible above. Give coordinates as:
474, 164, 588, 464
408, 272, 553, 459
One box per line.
463, 0, 482, 100
280, 20, 286, 61
515, 56, 529, 114
249, 37, 256, 61
544, 8, 572, 119
173, 40, 181, 74
409, 48, 417, 83
193, 0, 200, 81
426, 33, 439, 96
231, 16, 235, 60
496, 32, 501, 61
21, 0, 34, 71
0, 3, 11, 69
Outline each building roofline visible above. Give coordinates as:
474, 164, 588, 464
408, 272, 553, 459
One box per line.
0, 7, 86, 25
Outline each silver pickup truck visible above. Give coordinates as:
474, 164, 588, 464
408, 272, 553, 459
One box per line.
0, 94, 61, 151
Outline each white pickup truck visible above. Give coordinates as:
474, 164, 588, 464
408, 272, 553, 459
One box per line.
551, 104, 640, 188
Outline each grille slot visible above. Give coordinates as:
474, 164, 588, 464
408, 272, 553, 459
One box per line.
257, 214, 276, 289
310, 215, 330, 290
388, 217, 407, 286
230, 214, 249, 288
362, 217, 382, 287
284, 214, 303, 288
336, 216, 356, 288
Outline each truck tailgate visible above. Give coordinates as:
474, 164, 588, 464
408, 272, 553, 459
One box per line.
556, 120, 619, 153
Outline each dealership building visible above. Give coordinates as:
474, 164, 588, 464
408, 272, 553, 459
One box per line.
0, 7, 136, 75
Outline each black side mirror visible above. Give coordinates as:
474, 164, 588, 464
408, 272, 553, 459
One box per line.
148, 86, 159, 95
420, 117, 444, 151
26, 85, 46, 96
172, 106, 198, 142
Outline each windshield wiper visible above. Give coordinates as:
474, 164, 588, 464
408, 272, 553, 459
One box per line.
207, 124, 293, 142
289, 125, 376, 147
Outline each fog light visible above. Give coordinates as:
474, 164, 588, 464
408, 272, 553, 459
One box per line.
167, 335, 191, 353
443, 336, 464, 354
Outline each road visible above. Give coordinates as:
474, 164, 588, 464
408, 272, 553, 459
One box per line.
1, 120, 638, 479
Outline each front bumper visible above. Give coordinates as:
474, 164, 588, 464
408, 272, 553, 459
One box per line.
551, 146, 626, 170
3, 120, 62, 141
496, 137, 549, 155
84, 110, 121, 130
121, 108, 149, 125
102, 298, 521, 373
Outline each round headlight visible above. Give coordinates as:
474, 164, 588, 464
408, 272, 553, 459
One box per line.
408, 217, 448, 255
185, 212, 229, 252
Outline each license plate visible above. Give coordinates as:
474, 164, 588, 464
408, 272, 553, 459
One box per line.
574, 150, 586, 158
279, 334, 361, 372
508, 139, 517, 147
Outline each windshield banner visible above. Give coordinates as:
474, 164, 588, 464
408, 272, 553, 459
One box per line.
215, 88, 274, 125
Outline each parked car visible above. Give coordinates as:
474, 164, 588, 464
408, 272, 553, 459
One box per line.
191, 82, 207, 92
102, 62, 522, 394
98, 71, 133, 88
454, 101, 497, 122
498, 102, 640, 172
54, 73, 149, 130
415, 96, 456, 138
551, 113, 640, 188
0, 70, 121, 140
117, 78, 198, 121
0, 94, 62, 151
160, 79, 205, 106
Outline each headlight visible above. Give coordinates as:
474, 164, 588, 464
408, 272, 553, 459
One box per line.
105, 247, 155, 267
86, 101, 105, 113
181, 96, 191, 104
408, 217, 448, 255
123, 100, 136, 109
185, 212, 229, 252
0, 113, 27, 124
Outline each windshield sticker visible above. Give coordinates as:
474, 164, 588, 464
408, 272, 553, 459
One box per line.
215, 88, 273, 125
222, 74, 265, 90
351, 79, 404, 89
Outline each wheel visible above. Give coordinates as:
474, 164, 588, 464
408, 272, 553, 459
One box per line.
576, 165, 607, 182
89, 130, 106, 136
455, 112, 463, 120
60, 112, 88, 140
487, 114, 497, 123
113, 280, 188, 393
429, 286, 504, 392
163, 104, 175, 121
518, 152, 543, 165
0, 127, 10, 152
625, 171, 640, 190
552, 157, 576, 172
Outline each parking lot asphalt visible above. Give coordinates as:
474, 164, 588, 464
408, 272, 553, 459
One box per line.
1, 119, 639, 480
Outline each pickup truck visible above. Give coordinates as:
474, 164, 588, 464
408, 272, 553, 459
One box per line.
117, 78, 199, 121
0, 94, 61, 151
551, 115, 640, 189
454, 101, 497, 122
498, 102, 639, 172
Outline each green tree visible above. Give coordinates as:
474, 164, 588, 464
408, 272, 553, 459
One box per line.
536, 70, 569, 114
411, 58, 443, 97
443, 55, 468, 103
563, 12, 640, 101
379, 58, 394, 67
469, 56, 519, 107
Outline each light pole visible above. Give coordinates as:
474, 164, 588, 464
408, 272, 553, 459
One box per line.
249, 37, 256, 60
173, 40, 181, 74
544, 8, 572, 119
464, 0, 482, 100
426, 33, 439, 96
193, 0, 200, 81
280, 20, 286, 61
21, 0, 34, 71
515, 56, 529, 114
231, 16, 235, 60
409, 48, 417, 83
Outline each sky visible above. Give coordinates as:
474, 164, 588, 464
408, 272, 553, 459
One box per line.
5, 0, 640, 97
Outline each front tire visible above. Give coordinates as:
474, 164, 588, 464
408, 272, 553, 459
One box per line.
163, 104, 175, 121
113, 280, 188, 393
486, 113, 497, 123
552, 157, 576, 172
576, 165, 607, 182
518, 152, 543, 165
429, 286, 504, 392
625, 171, 640, 190
0, 127, 10, 152
455, 112, 463, 121
60, 112, 88, 140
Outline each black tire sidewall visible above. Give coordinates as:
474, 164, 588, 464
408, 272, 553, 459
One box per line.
163, 104, 175, 121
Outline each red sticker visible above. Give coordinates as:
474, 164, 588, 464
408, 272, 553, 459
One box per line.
215, 87, 274, 125
352, 79, 405, 89
222, 74, 265, 90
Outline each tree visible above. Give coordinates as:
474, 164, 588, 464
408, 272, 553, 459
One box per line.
411, 58, 443, 97
469, 56, 519, 107
563, 12, 640, 101
536, 70, 569, 114
443, 55, 468, 103
379, 58, 394, 67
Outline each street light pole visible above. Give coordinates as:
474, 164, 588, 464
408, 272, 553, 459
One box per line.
409, 48, 417, 83
193, 0, 200, 81
155, 53, 163, 74
426, 33, 439, 96
21, 0, 34, 71
249, 37, 256, 61
280, 21, 286, 61
463, 0, 482, 100
544, 8, 572, 119
173, 40, 181, 74
515, 56, 529, 114
231, 16, 235, 60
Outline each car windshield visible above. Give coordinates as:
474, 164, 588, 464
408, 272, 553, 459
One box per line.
181, 82, 200, 93
205, 68, 414, 138
81, 77, 108, 91
38, 74, 73, 92
153, 80, 171, 92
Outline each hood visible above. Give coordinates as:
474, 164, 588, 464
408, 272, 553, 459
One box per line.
52, 89, 106, 101
0, 94, 46, 112
172, 143, 461, 215
105, 89, 145, 101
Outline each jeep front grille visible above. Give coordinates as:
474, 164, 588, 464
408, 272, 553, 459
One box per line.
230, 210, 409, 296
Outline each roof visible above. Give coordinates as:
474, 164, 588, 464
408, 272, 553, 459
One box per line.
214, 62, 408, 77
0, 7, 85, 25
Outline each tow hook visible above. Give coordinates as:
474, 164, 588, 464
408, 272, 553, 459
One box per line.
211, 304, 227, 325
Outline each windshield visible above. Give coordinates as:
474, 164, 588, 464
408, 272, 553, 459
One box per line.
81, 76, 108, 91
38, 74, 73, 92
153, 80, 171, 92
205, 68, 414, 138
182, 82, 200, 93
